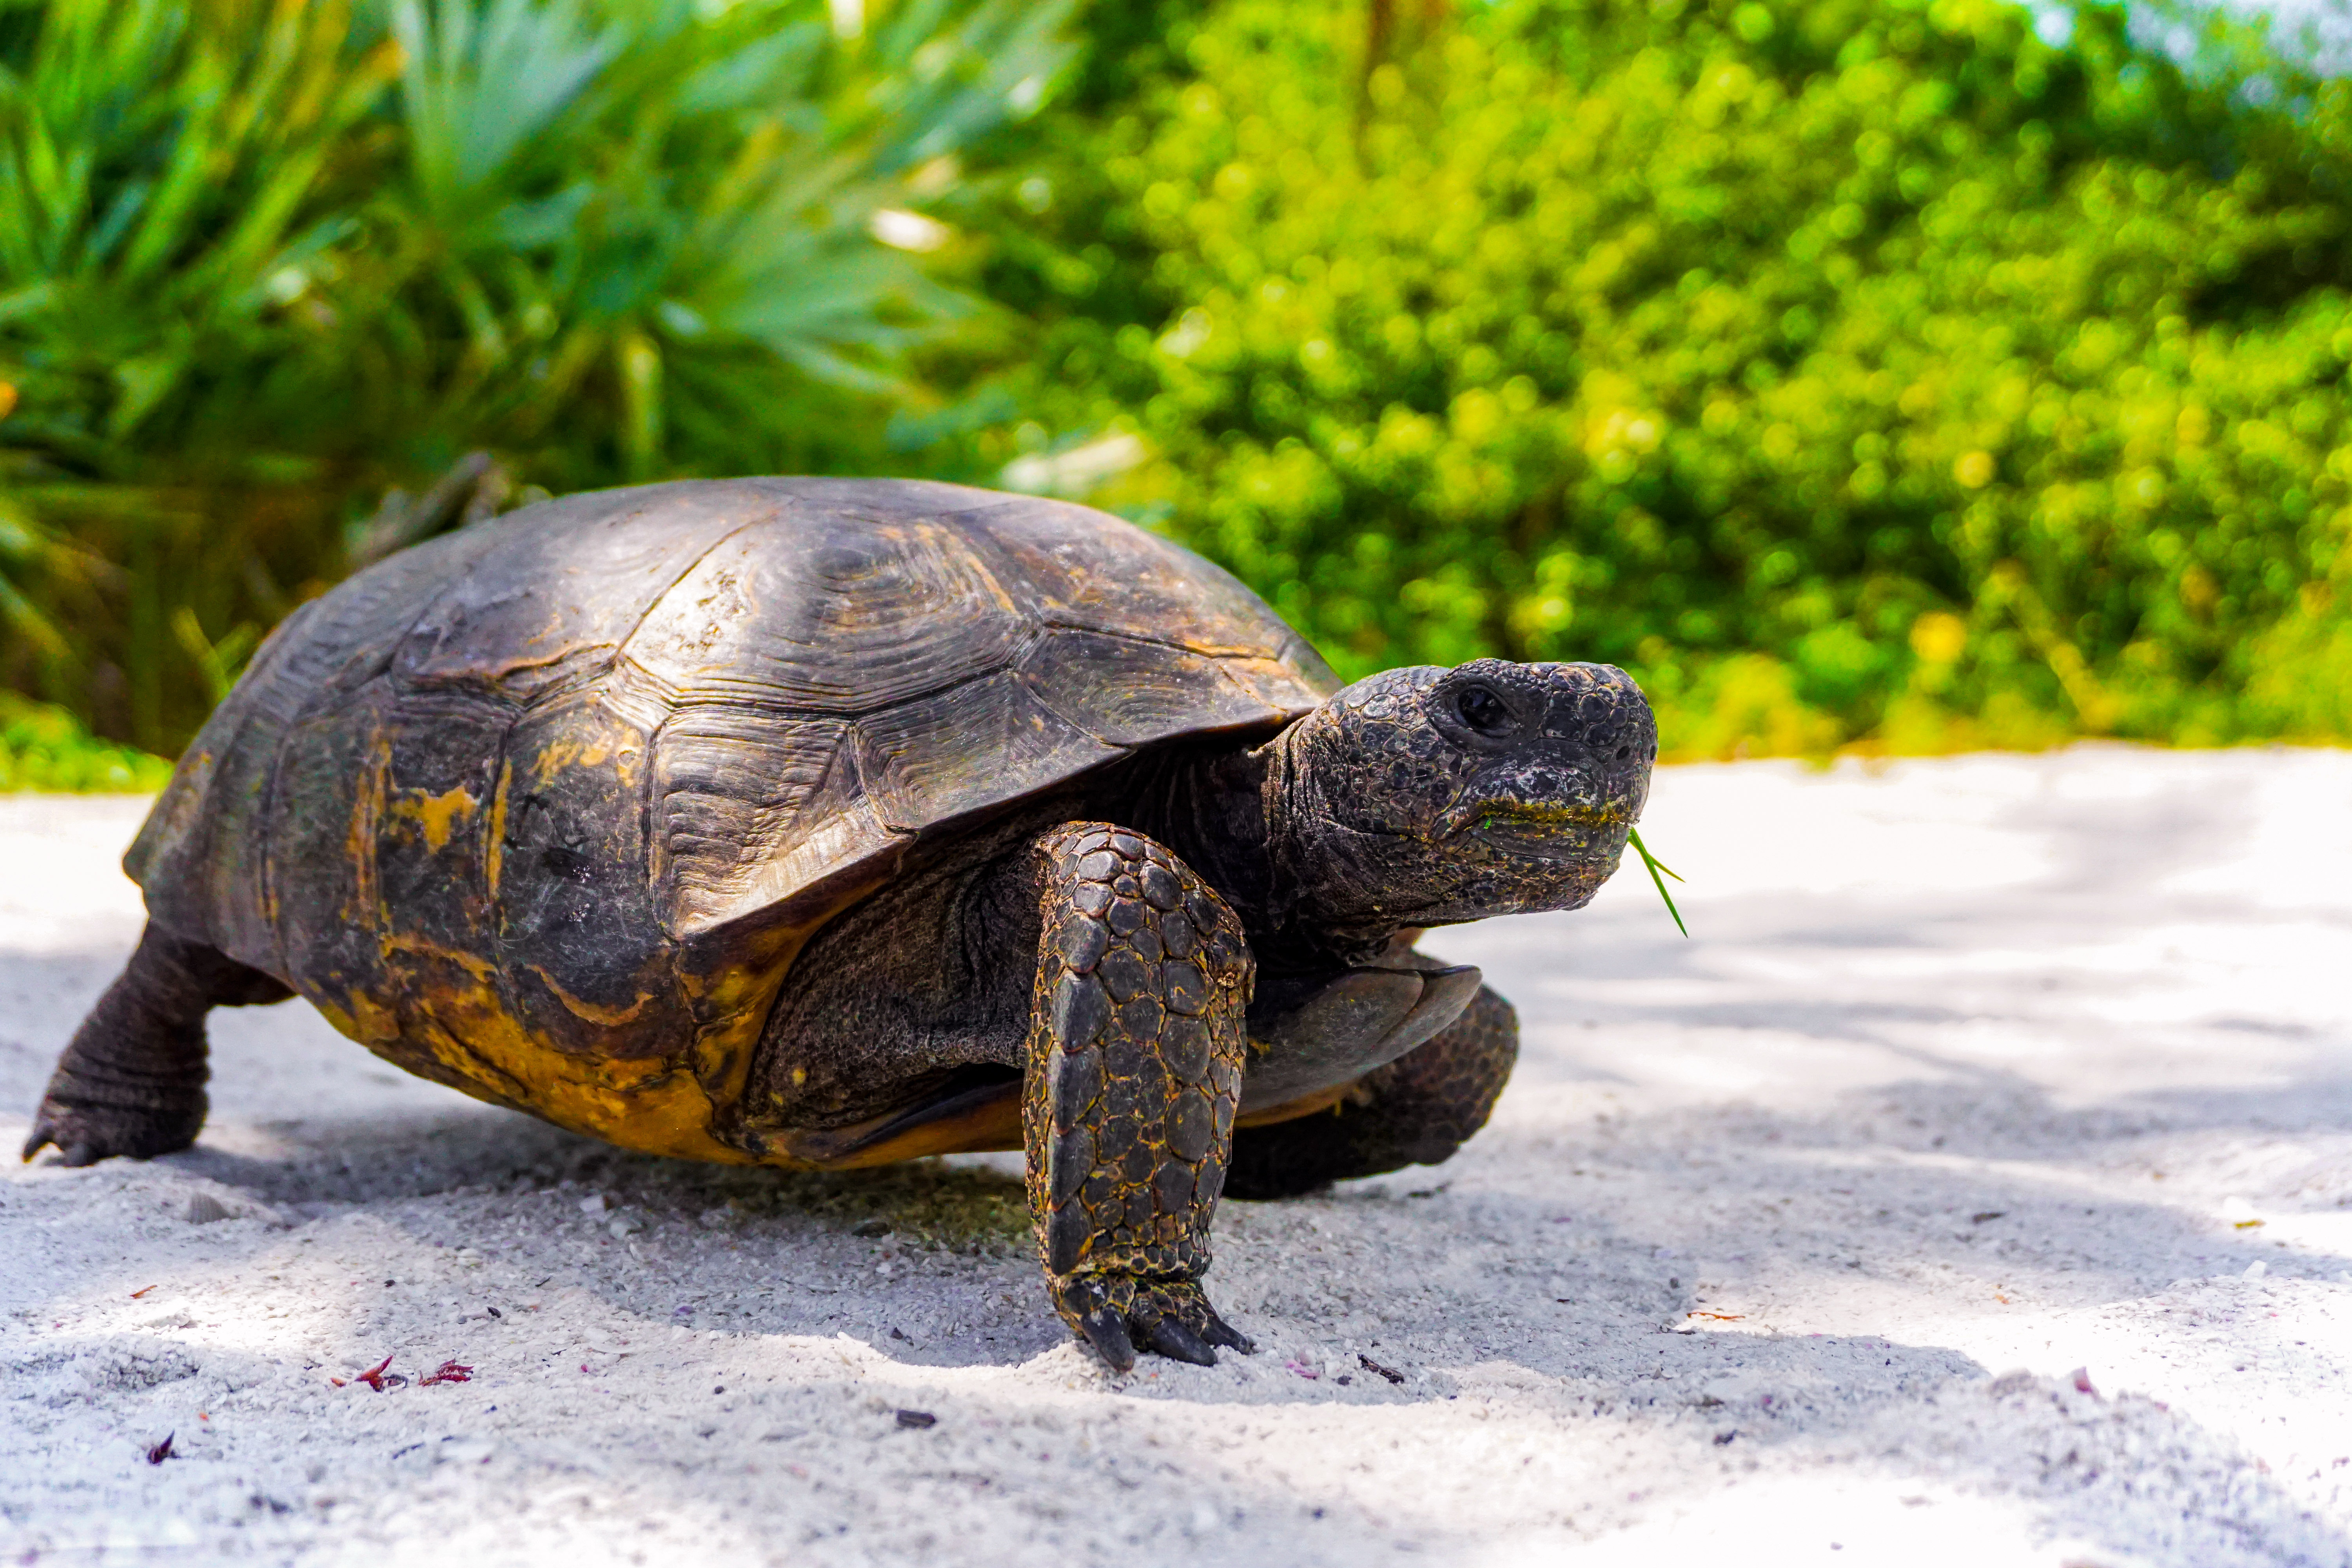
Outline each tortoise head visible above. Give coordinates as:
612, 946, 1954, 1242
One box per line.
1267, 659, 1656, 930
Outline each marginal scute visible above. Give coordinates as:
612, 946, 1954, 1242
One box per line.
648, 710, 875, 940
1022, 631, 1276, 749
1219, 647, 1341, 711
265, 682, 397, 1025
373, 687, 515, 1035
855, 670, 1120, 835
132, 524, 508, 963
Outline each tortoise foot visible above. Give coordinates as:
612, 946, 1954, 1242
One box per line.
1055, 1274, 1254, 1372
22, 1086, 205, 1166
23, 925, 254, 1167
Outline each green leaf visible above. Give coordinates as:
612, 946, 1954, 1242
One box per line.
1626, 828, 1687, 939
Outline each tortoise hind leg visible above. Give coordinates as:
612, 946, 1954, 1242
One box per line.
1024, 822, 1256, 1371
22, 923, 292, 1167
1222, 985, 1518, 1201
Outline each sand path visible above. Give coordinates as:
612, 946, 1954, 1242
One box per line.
2, 746, 2347, 1566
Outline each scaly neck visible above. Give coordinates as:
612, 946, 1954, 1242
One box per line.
1118, 729, 1400, 979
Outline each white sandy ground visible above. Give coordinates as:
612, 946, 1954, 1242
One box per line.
1, 747, 2349, 1567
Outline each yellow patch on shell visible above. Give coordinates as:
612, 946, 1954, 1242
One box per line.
520, 964, 657, 1029
309, 964, 780, 1167
388, 784, 478, 852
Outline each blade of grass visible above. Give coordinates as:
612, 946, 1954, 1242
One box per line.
1626, 826, 1686, 938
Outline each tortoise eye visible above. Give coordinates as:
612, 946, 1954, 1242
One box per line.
1453, 684, 1514, 737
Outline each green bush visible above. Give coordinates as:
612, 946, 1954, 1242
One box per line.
976, 0, 2352, 754
0, 0, 1074, 752
0, 691, 170, 791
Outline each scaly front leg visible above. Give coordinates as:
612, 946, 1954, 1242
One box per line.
1024, 822, 1257, 1371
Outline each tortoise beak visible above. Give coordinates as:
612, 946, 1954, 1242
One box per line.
1443, 801, 1631, 874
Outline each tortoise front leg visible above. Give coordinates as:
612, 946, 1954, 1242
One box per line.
1023, 822, 1256, 1372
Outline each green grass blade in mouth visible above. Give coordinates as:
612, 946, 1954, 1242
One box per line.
1627, 828, 1687, 938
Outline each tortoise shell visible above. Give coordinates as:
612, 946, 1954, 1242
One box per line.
125, 479, 1338, 1161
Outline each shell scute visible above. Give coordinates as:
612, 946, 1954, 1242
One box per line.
851, 669, 1120, 834
624, 506, 1026, 714
493, 694, 685, 1061
954, 497, 1288, 656
131, 527, 499, 958
394, 483, 770, 698
373, 688, 512, 983
1018, 629, 1281, 747
648, 710, 889, 941
264, 681, 398, 1035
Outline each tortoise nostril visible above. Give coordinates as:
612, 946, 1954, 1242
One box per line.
1615, 746, 1630, 760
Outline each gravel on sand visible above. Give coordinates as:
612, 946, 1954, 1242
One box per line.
2, 745, 2348, 1566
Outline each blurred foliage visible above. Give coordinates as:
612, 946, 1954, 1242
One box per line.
0, 690, 171, 789
11, 0, 2352, 774
968, 0, 2352, 755
0, 0, 1074, 753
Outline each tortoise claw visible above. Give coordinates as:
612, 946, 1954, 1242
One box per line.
1201, 1310, 1254, 1354
1076, 1307, 1137, 1374
1052, 1276, 1251, 1372
21, 1111, 95, 1167
18, 1094, 195, 1167
1145, 1315, 1218, 1366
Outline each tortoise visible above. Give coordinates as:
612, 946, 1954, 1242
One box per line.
24, 478, 1655, 1370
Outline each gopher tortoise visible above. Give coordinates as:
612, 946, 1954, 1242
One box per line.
26, 478, 1657, 1369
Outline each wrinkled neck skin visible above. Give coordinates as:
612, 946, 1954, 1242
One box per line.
1120, 726, 1406, 981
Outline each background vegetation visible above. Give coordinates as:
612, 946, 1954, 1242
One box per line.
973, 0, 2352, 755
0, 0, 1075, 755
7, 0, 2352, 785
